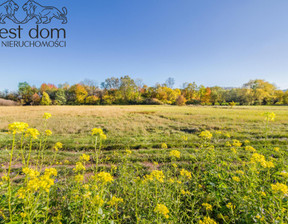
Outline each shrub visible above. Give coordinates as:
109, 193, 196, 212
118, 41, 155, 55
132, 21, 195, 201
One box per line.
85, 96, 100, 105
40, 92, 52, 105
176, 95, 187, 106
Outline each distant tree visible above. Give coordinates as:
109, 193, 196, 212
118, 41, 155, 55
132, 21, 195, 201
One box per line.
119, 76, 140, 102
40, 92, 52, 105
176, 95, 187, 106
68, 84, 88, 104
80, 79, 99, 95
55, 89, 67, 105
165, 77, 175, 88
155, 86, 181, 104
32, 93, 41, 105
40, 83, 58, 100
85, 95, 100, 105
101, 77, 120, 90
182, 82, 198, 102
243, 79, 276, 105
18, 82, 34, 105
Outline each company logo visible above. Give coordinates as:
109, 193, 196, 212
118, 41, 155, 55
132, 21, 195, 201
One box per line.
0, 0, 21, 24
22, 0, 67, 24
0, 0, 68, 48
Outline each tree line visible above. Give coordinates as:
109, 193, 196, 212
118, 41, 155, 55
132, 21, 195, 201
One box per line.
0, 76, 287, 106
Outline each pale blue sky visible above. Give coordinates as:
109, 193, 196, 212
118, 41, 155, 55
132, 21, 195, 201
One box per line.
1, 0, 288, 90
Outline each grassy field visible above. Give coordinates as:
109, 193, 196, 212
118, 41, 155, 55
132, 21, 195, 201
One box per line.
0, 105, 287, 223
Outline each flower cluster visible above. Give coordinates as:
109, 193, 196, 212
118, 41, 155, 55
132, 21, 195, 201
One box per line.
202, 203, 212, 211
45, 129, 52, 136
271, 183, 288, 195
245, 146, 256, 152
80, 154, 90, 162
54, 142, 63, 151
91, 128, 107, 139
144, 170, 165, 183
108, 196, 124, 206
161, 143, 168, 149
199, 131, 212, 140
264, 112, 276, 122
8, 122, 29, 134
43, 113, 52, 120
199, 217, 218, 224
154, 204, 169, 219
25, 128, 40, 139
232, 139, 242, 147
18, 168, 57, 198
250, 153, 274, 168
169, 150, 181, 159
180, 169, 192, 180
73, 162, 86, 172
93, 172, 114, 184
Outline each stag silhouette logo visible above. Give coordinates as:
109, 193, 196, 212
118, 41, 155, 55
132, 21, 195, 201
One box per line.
0, 0, 21, 24
0, 0, 68, 24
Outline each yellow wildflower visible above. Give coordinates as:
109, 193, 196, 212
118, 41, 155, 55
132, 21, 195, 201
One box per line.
245, 146, 256, 152
225, 142, 232, 147
73, 162, 86, 172
144, 170, 165, 183
154, 204, 169, 219
181, 135, 188, 141
16, 187, 26, 199
54, 142, 63, 151
232, 176, 240, 182
180, 169, 192, 180
199, 217, 218, 224
126, 149, 132, 155
8, 122, 29, 134
161, 143, 168, 149
44, 168, 57, 177
22, 168, 40, 179
43, 113, 52, 120
92, 195, 104, 207
25, 128, 40, 139
1, 175, 9, 182
225, 133, 231, 138
226, 203, 235, 209
94, 172, 114, 184
91, 128, 103, 136
232, 139, 242, 147
274, 147, 280, 152
169, 178, 175, 183
100, 133, 107, 140
181, 189, 191, 195
20, 212, 27, 218
45, 129, 52, 136
202, 203, 212, 211
264, 112, 276, 122
75, 174, 84, 183
169, 150, 181, 159
280, 171, 288, 178
108, 196, 124, 206
172, 163, 178, 168
230, 147, 237, 154
80, 154, 90, 162
271, 183, 288, 195
199, 130, 212, 140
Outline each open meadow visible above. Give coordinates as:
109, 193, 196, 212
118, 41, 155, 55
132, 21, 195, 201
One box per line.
0, 105, 287, 223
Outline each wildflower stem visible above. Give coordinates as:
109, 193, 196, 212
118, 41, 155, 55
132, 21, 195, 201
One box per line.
8, 133, 16, 223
